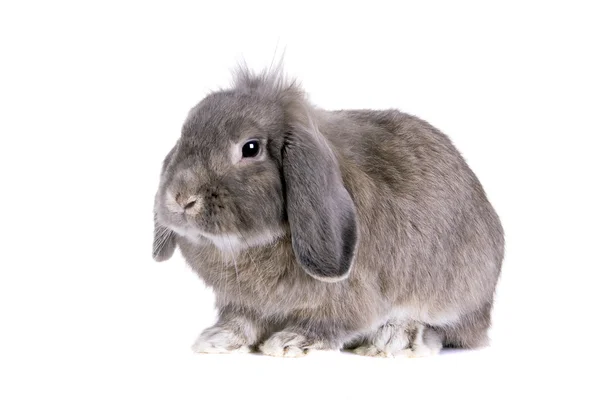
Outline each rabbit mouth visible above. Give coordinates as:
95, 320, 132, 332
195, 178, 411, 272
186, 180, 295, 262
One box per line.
158, 194, 284, 252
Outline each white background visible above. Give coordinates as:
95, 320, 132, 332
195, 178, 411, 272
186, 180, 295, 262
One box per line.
1, 1, 598, 399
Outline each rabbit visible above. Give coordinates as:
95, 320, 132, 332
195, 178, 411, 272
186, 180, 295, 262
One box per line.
152, 65, 504, 357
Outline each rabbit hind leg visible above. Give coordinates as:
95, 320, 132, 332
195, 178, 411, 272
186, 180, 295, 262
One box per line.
349, 319, 442, 358
436, 302, 492, 349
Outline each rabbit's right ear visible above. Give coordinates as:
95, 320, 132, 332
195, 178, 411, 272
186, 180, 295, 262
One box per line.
153, 144, 179, 262
153, 213, 176, 262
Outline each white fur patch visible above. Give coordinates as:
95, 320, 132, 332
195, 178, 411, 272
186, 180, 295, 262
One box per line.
353, 344, 413, 358
191, 327, 251, 354
243, 229, 283, 248
259, 331, 321, 358
409, 325, 443, 358
201, 232, 242, 252
169, 225, 206, 245
201, 229, 283, 252
169, 224, 282, 253
388, 306, 459, 327
353, 321, 442, 358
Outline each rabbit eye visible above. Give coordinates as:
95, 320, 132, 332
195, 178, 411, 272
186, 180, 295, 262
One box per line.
242, 140, 260, 158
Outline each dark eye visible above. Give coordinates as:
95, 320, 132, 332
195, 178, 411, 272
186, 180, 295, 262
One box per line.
242, 140, 260, 158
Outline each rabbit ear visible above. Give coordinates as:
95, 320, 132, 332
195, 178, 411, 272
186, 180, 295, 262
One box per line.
153, 213, 177, 262
153, 143, 179, 262
282, 122, 358, 282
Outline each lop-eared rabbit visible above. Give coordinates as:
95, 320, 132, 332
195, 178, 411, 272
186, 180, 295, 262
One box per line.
153, 67, 504, 357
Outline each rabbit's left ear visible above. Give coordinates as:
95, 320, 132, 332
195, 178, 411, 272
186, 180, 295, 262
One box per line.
153, 213, 177, 262
282, 121, 358, 282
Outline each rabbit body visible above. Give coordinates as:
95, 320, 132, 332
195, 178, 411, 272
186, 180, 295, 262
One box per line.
154, 69, 504, 357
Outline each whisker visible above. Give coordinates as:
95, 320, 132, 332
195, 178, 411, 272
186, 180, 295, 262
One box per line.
154, 228, 173, 250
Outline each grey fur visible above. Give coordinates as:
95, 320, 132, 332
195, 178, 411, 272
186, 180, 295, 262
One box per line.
153, 66, 504, 356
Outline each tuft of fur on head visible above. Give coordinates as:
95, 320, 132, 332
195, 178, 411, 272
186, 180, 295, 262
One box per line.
231, 61, 304, 102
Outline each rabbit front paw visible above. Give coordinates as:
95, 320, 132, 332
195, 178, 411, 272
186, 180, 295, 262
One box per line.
192, 325, 252, 354
259, 331, 325, 358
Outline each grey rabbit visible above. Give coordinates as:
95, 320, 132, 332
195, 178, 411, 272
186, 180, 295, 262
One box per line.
152, 66, 504, 357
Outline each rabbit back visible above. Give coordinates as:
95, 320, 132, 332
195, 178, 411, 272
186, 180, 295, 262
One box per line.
320, 109, 504, 324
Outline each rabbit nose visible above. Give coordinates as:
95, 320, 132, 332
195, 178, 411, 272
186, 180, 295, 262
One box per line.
176, 194, 199, 211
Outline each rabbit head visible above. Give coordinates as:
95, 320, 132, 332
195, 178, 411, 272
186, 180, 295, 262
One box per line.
153, 69, 358, 281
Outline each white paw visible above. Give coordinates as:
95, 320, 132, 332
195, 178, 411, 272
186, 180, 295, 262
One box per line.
353, 344, 412, 358
259, 331, 320, 358
352, 325, 442, 358
408, 344, 440, 358
408, 327, 442, 358
191, 326, 251, 354
353, 344, 389, 357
